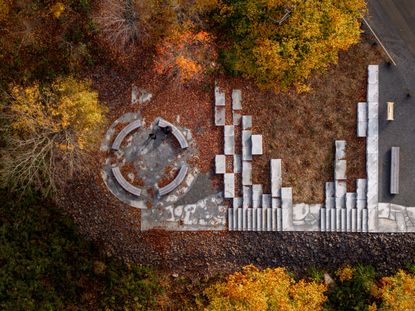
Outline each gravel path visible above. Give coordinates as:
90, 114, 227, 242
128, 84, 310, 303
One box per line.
60, 174, 415, 279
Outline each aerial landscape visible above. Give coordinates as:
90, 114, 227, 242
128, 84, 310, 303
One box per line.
1, 0, 415, 310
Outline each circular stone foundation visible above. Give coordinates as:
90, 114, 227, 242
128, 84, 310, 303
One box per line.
101, 113, 199, 208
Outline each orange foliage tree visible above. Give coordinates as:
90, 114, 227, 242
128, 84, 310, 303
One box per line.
154, 26, 217, 84
205, 265, 327, 311
371, 270, 415, 310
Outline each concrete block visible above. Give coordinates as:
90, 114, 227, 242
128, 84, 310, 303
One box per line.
272, 198, 281, 208
243, 186, 252, 208
242, 161, 253, 185
233, 197, 242, 209
224, 173, 235, 198
233, 111, 242, 125
233, 154, 242, 173
262, 208, 267, 231
251, 135, 263, 155
357, 102, 367, 137
281, 187, 293, 231
320, 208, 326, 232
224, 125, 235, 155
215, 155, 226, 174
267, 208, 272, 231
252, 208, 257, 230
247, 208, 253, 231
271, 159, 282, 197
252, 184, 263, 208
330, 208, 336, 232
215, 85, 225, 106
325, 207, 331, 232
335, 160, 347, 180
356, 179, 367, 200
262, 194, 272, 209
335, 140, 346, 160
362, 209, 368, 232
228, 208, 233, 231
215, 106, 225, 126
346, 193, 356, 210
242, 207, 247, 230
232, 89, 242, 110
242, 130, 252, 161
341, 208, 347, 232
242, 115, 252, 130
237, 207, 242, 230
256, 206, 262, 231
277, 208, 282, 231
351, 208, 357, 232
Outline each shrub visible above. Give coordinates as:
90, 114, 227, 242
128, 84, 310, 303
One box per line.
372, 270, 415, 310
216, 0, 366, 93
205, 265, 327, 311
0, 77, 107, 197
154, 24, 217, 85
325, 264, 376, 310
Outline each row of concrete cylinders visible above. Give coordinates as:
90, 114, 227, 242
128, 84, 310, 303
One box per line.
228, 207, 282, 231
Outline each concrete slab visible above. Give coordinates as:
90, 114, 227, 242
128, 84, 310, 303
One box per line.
215, 106, 225, 126
242, 115, 252, 130
215, 155, 226, 174
243, 186, 252, 208
357, 102, 368, 137
242, 161, 252, 185
252, 184, 263, 208
242, 130, 252, 161
224, 173, 235, 198
251, 135, 263, 155
271, 159, 282, 197
335, 160, 347, 180
215, 85, 225, 106
233, 111, 242, 126
281, 187, 293, 231
233, 154, 242, 173
232, 89, 242, 110
335, 140, 346, 160
262, 194, 272, 209
224, 125, 235, 155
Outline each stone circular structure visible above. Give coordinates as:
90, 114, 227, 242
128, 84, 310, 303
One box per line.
101, 113, 198, 209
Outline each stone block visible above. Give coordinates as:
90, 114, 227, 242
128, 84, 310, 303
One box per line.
252, 184, 263, 208
357, 102, 368, 137
272, 208, 277, 231
346, 193, 356, 210
336, 208, 342, 232
330, 208, 336, 232
335, 181, 346, 209
356, 179, 367, 200
224, 173, 235, 198
267, 208, 272, 231
233, 197, 242, 209
224, 125, 235, 155
215, 85, 225, 106
358, 121, 368, 137
228, 208, 233, 231
272, 198, 281, 208
243, 186, 252, 208
262, 208, 267, 231
335, 160, 347, 180
247, 208, 253, 231
277, 207, 282, 231
215, 155, 226, 174
335, 140, 346, 160
233, 111, 242, 125
232, 89, 242, 110
271, 159, 282, 197
320, 208, 326, 231
242, 115, 252, 130
362, 209, 368, 232
351, 208, 357, 232
251, 135, 263, 155
252, 208, 258, 230
325, 207, 331, 232
233, 154, 241, 173
242, 207, 247, 230
281, 187, 293, 231
242, 130, 252, 161
341, 208, 347, 232
233, 207, 238, 230
215, 106, 225, 126
237, 207, 242, 230
242, 161, 253, 185
256, 206, 262, 231
262, 194, 272, 209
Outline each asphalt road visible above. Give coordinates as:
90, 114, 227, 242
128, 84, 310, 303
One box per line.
367, 1, 415, 205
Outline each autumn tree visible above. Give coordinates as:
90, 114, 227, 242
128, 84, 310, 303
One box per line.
371, 270, 415, 310
205, 265, 327, 310
217, 0, 366, 93
154, 25, 217, 84
0, 77, 107, 197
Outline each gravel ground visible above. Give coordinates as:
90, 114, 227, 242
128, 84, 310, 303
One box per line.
59, 173, 415, 279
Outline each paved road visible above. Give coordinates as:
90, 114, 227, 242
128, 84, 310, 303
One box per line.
367, 1, 415, 205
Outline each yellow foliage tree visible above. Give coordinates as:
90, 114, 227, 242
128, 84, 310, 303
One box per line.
205, 265, 327, 311
372, 270, 415, 311
218, 0, 366, 93
1, 77, 107, 196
